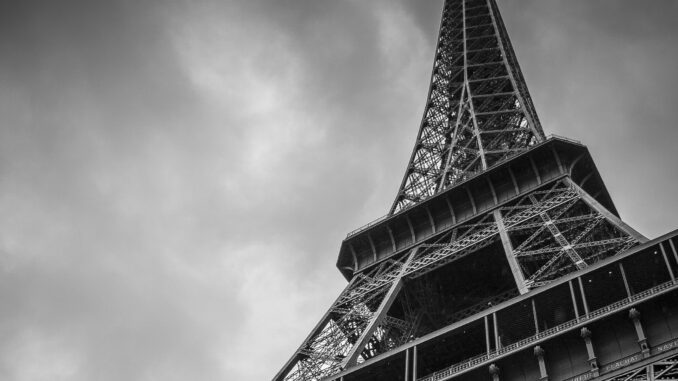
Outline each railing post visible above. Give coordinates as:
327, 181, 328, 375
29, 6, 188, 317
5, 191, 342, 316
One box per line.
534, 346, 548, 381
580, 327, 599, 377
532, 299, 540, 334
629, 308, 650, 358
413, 345, 418, 381
577, 277, 590, 318
489, 363, 500, 381
669, 239, 678, 267
485, 315, 491, 354
659, 243, 676, 282
493, 312, 501, 349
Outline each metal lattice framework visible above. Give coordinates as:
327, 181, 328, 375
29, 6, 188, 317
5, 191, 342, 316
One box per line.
274, 180, 642, 381
390, 0, 545, 214
501, 180, 641, 289
273, 0, 653, 380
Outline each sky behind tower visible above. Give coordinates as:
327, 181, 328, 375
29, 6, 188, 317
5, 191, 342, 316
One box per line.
1, 1, 677, 380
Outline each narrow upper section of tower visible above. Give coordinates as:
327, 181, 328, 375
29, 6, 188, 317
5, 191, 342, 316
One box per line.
390, 0, 545, 215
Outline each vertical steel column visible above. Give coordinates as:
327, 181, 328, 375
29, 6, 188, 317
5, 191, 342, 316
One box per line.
569, 280, 580, 321
660, 243, 676, 281
619, 263, 633, 298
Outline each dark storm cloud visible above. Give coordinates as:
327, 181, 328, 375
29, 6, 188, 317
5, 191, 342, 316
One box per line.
0, 1, 677, 380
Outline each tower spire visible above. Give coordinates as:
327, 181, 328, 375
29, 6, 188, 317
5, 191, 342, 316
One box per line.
390, 0, 544, 214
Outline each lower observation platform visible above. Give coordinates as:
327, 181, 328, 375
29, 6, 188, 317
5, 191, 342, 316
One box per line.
329, 229, 678, 381
337, 136, 620, 279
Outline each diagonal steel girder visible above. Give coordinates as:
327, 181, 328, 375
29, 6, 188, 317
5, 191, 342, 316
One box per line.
499, 180, 646, 287
275, 183, 587, 381
339, 248, 418, 369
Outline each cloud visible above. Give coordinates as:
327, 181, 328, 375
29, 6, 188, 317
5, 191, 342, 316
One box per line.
0, 1, 677, 380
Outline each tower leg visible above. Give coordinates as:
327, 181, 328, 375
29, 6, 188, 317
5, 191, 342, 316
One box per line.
494, 209, 529, 294
340, 248, 418, 368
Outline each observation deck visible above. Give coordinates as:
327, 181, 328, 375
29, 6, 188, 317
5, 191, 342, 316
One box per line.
337, 136, 619, 279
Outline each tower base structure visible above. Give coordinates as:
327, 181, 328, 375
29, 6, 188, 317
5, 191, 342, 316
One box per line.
274, 137, 678, 381
330, 231, 678, 381
272, 0, 677, 377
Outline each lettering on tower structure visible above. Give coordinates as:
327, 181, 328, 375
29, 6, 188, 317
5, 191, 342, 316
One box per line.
655, 338, 678, 354
602, 354, 642, 373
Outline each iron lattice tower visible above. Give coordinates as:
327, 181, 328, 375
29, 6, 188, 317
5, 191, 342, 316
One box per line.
274, 1, 678, 381
391, 0, 543, 214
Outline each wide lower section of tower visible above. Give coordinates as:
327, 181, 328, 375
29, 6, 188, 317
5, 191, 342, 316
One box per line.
273, 137, 675, 381
328, 232, 678, 381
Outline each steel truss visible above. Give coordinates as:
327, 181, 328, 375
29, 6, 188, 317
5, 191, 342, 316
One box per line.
390, 0, 544, 214
274, 0, 652, 379
275, 180, 642, 381
500, 179, 645, 289
606, 353, 678, 381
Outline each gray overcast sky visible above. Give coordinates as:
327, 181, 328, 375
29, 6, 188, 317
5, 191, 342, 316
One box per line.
1, 1, 677, 380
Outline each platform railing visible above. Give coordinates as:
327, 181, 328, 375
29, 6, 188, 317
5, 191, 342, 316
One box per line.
418, 280, 677, 381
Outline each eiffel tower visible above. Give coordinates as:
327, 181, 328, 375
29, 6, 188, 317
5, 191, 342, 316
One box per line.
274, 1, 678, 380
